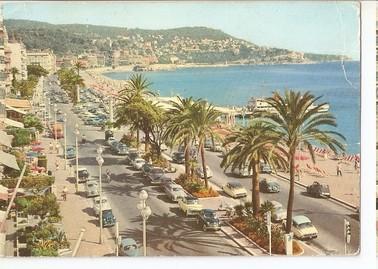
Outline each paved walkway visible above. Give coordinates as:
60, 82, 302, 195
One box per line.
39, 135, 116, 257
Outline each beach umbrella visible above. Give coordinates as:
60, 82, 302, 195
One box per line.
32, 146, 44, 152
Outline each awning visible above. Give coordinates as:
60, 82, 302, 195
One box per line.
0, 185, 8, 201
0, 118, 24, 128
5, 104, 28, 115
0, 131, 12, 147
0, 151, 19, 170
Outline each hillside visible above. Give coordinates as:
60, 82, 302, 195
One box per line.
5, 19, 347, 65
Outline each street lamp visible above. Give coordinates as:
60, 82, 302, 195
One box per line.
96, 146, 104, 244
241, 107, 247, 127
54, 104, 58, 152
137, 190, 152, 257
74, 123, 80, 193
63, 113, 67, 170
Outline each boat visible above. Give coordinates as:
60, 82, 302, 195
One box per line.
247, 97, 329, 113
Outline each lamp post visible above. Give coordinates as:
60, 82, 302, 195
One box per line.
63, 113, 67, 170
241, 107, 247, 128
54, 104, 57, 152
137, 190, 151, 256
96, 147, 104, 244
74, 123, 80, 193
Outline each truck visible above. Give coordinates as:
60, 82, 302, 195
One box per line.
50, 123, 64, 139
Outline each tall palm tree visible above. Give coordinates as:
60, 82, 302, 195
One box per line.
164, 97, 197, 176
192, 100, 221, 188
263, 90, 345, 233
221, 121, 287, 217
74, 61, 85, 76
116, 74, 156, 148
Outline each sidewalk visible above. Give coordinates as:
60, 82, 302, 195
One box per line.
39, 135, 116, 257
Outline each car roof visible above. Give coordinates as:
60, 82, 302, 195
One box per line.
185, 196, 198, 200
228, 182, 243, 188
202, 209, 215, 213
293, 215, 311, 224
78, 168, 88, 171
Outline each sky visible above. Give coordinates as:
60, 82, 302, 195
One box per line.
3, 1, 360, 60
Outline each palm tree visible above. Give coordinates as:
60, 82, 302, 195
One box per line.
221, 121, 287, 217
164, 97, 197, 176
263, 90, 345, 233
116, 74, 156, 148
11, 67, 19, 88
74, 61, 85, 76
192, 100, 221, 188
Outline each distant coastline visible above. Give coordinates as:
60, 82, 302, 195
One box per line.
88, 60, 358, 75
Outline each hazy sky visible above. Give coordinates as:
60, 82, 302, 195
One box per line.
3, 1, 360, 59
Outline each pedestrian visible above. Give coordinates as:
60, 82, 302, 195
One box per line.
49, 142, 53, 153
69, 164, 73, 177
55, 160, 60, 170
354, 159, 359, 171
62, 186, 68, 201
336, 163, 342, 176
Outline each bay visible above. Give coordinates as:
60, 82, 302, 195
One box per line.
104, 61, 360, 153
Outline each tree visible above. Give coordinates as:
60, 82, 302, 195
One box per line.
116, 74, 156, 148
74, 61, 85, 76
6, 127, 31, 147
27, 64, 48, 78
191, 100, 221, 188
262, 90, 345, 233
164, 97, 197, 176
57, 68, 85, 103
11, 67, 19, 88
23, 114, 44, 132
221, 121, 287, 217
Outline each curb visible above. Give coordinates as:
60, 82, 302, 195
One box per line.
271, 172, 358, 211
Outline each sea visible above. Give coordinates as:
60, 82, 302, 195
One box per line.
104, 61, 360, 154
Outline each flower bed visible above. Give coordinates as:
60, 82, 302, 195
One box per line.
229, 214, 303, 255
175, 173, 219, 198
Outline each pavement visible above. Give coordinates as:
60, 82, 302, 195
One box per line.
38, 134, 116, 257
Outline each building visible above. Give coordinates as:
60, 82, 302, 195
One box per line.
8, 41, 27, 80
26, 49, 56, 73
0, 8, 11, 97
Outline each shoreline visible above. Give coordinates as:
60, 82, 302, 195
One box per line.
86, 60, 358, 75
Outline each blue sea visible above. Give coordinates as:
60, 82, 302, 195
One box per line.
104, 61, 360, 153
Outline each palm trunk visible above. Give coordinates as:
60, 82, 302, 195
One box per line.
144, 131, 150, 153
200, 144, 208, 188
285, 149, 296, 233
184, 139, 190, 176
251, 159, 260, 217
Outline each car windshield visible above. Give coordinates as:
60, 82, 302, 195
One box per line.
172, 187, 182, 192
186, 198, 198, 204
136, 160, 145, 163
204, 211, 216, 218
151, 168, 164, 174
230, 183, 242, 188
87, 183, 95, 188
297, 222, 313, 229
129, 153, 139, 158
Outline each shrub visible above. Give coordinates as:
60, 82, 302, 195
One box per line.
1, 175, 54, 190
175, 173, 219, 198
15, 194, 61, 220
120, 134, 137, 147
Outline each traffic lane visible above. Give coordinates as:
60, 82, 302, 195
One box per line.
198, 150, 360, 254
73, 129, 249, 256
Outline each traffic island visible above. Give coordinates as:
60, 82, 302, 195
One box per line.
175, 173, 219, 198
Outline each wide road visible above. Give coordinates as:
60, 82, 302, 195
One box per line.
53, 100, 250, 256
46, 77, 359, 256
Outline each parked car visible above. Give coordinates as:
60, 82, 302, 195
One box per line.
260, 162, 273, 174
93, 196, 111, 216
211, 142, 222, 152
85, 180, 99, 198
195, 165, 213, 179
291, 215, 318, 240
101, 209, 116, 227
269, 200, 287, 222
178, 196, 203, 216
232, 165, 253, 177
204, 138, 213, 148
66, 146, 76, 159
259, 178, 280, 193
222, 182, 247, 198
77, 167, 89, 183
119, 238, 139, 256
197, 209, 221, 231
306, 181, 330, 198
162, 183, 187, 202
141, 163, 154, 176
146, 167, 171, 185
105, 137, 117, 146
132, 158, 146, 170
114, 143, 129, 155
125, 149, 140, 165
171, 152, 185, 164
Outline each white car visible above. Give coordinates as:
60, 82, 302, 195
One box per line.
232, 166, 253, 177
211, 142, 223, 152
92, 196, 111, 216
105, 137, 117, 146
195, 165, 213, 179
222, 182, 247, 198
162, 183, 187, 202
85, 180, 99, 198
291, 215, 318, 240
269, 200, 287, 222
132, 158, 146, 170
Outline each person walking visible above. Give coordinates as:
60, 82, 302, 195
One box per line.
49, 142, 53, 153
62, 186, 68, 201
55, 160, 60, 171
336, 163, 342, 176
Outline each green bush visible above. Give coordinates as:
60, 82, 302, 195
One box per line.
15, 194, 61, 220
120, 134, 137, 147
1, 175, 54, 190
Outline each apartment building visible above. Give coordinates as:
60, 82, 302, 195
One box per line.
27, 49, 57, 73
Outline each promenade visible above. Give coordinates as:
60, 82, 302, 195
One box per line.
40, 135, 116, 257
